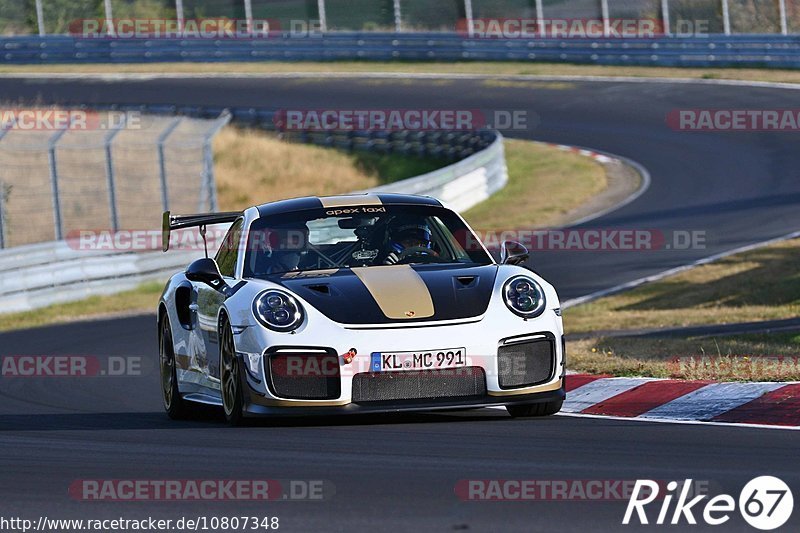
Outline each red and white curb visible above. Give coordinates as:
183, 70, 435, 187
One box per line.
562, 375, 800, 430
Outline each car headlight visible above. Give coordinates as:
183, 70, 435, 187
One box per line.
253, 290, 304, 332
503, 275, 546, 318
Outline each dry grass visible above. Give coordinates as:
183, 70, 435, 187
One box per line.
565, 237, 800, 380
5, 61, 800, 85
463, 139, 607, 229
564, 238, 800, 334
0, 282, 163, 333
568, 333, 800, 381
213, 127, 443, 210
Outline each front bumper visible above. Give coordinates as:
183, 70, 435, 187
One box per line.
239, 371, 565, 416
233, 313, 565, 416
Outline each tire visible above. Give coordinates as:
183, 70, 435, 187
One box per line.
506, 399, 563, 418
159, 314, 190, 420
219, 317, 245, 426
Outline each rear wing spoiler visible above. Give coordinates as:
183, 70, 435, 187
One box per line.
162, 210, 242, 252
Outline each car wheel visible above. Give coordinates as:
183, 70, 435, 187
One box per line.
220, 318, 245, 426
506, 400, 563, 418
160, 315, 189, 420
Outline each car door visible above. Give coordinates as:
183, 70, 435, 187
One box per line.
195, 218, 243, 381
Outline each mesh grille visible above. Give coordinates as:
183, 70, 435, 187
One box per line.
352, 367, 486, 403
498, 339, 555, 389
268, 352, 341, 400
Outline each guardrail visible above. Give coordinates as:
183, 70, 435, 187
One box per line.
0, 105, 507, 314
2, 33, 800, 68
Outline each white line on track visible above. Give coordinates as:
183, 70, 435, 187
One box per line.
554, 411, 800, 431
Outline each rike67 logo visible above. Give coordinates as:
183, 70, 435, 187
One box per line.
624, 476, 793, 530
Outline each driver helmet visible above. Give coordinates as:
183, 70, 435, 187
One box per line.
388, 219, 433, 254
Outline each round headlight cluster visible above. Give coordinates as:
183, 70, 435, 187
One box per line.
503, 276, 546, 318
253, 290, 304, 332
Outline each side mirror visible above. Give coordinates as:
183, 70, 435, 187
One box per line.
186, 258, 230, 295
500, 240, 529, 266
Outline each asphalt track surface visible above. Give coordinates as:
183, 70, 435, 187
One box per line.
1, 75, 800, 531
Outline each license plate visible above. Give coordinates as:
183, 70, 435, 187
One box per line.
371, 349, 466, 372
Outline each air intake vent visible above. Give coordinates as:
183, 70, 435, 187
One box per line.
498, 337, 555, 389
267, 348, 340, 400
305, 284, 331, 295
455, 276, 478, 288
352, 367, 486, 403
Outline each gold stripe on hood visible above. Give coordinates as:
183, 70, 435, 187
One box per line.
352, 265, 434, 320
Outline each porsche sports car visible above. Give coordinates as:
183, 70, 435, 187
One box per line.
158, 193, 565, 424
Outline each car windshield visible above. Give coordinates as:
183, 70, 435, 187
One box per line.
242, 204, 492, 278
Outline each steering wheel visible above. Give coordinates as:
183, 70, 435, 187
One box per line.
396, 246, 440, 264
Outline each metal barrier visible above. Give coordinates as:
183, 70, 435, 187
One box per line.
0, 110, 230, 249
0, 104, 507, 313
2, 33, 800, 68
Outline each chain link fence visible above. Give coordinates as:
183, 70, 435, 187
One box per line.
1, 0, 799, 36
0, 109, 229, 248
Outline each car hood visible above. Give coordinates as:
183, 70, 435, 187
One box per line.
272, 264, 498, 325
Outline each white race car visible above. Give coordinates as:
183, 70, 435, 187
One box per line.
158, 194, 565, 424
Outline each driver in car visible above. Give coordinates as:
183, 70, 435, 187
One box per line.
251, 223, 309, 275
383, 219, 439, 265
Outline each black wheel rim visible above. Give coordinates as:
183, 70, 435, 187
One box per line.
160, 320, 174, 410
220, 326, 238, 417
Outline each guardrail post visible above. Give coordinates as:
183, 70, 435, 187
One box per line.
175, 0, 185, 33
103, 0, 115, 36
0, 181, 5, 249
393, 0, 402, 32
104, 114, 127, 232
661, 0, 671, 36
463, 0, 474, 36
0, 116, 16, 249
600, 0, 610, 37
721, 0, 731, 35
200, 110, 232, 212
48, 123, 73, 242
317, 0, 328, 32
157, 117, 183, 213
534, 0, 544, 35
778, 0, 788, 35
35, 0, 45, 36
243, 0, 253, 33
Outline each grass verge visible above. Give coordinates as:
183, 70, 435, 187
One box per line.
565, 238, 800, 380
462, 139, 606, 230
0, 282, 164, 333
4, 61, 800, 85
